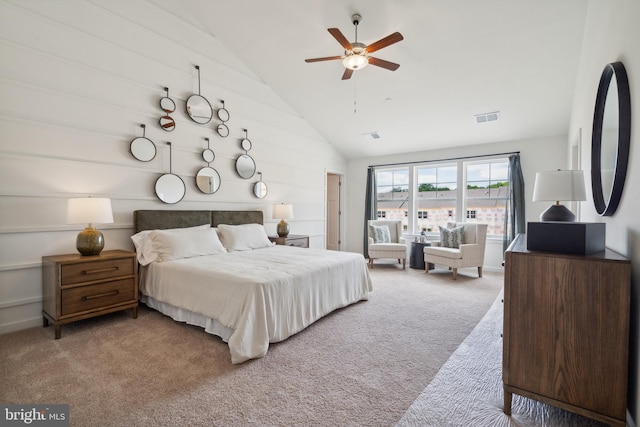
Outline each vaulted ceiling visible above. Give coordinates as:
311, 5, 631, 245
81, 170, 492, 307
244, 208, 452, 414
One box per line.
177, 0, 588, 159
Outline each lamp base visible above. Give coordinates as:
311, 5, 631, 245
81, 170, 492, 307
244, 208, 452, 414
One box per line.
76, 227, 105, 256
277, 220, 290, 237
539, 204, 575, 222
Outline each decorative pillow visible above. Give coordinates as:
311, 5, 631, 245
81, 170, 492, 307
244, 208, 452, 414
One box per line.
369, 224, 391, 243
217, 223, 273, 251
130, 224, 216, 265
439, 225, 465, 248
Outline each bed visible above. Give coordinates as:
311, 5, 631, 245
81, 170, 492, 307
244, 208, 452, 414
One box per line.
132, 210, 372, 364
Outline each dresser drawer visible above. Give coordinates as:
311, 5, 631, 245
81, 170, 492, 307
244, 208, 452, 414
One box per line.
61, 257, 134, 285
61, 278, 135, 316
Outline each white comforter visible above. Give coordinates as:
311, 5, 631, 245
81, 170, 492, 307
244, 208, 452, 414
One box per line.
140, 245, 372, 363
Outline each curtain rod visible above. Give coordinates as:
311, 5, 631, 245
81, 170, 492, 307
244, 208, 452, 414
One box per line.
369, 151, 520, 169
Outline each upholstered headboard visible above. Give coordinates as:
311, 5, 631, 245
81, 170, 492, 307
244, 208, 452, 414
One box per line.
133, 210, 264, 233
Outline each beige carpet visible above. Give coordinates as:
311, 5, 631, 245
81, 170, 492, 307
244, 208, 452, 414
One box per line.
1, 263, 502, 426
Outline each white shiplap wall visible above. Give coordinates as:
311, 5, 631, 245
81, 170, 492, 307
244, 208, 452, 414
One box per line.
0, 0, 347, 333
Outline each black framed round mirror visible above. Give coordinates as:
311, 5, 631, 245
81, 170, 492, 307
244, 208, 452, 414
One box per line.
591, 61, 631, 216
186, 66, 213, 124
236, 154, 256, 179
217, 123, 229, 137
253, 172, 267, 198
218, 100, 230, 122
159, 115, 175, 132
196, 166, 221, 194
130, 124, 156, 162
155, 142, 186, 204
160, 88, 176, 113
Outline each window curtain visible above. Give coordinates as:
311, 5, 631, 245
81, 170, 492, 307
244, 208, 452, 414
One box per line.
503, 154, 525, 252
363, 167, 377, 257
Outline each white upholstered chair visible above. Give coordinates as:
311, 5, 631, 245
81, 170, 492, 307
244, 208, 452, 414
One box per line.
423, 222, 488, 280
367, 220, 407, 269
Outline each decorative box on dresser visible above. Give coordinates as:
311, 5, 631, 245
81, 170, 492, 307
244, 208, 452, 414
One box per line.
42, 250, 138, 339
268, 234, 309, 248
503, 234, 630, 427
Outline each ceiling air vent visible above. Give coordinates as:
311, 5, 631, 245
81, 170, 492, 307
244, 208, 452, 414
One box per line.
475, 111, 500, 124
362, 131, 381, 140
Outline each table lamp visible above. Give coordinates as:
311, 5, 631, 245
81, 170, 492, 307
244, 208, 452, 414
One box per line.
273, 203, 293, 237
532, 170, 586, 222
66, 197, 114, 255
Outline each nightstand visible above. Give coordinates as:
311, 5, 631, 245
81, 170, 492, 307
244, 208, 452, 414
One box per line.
42, 250, 138, 339
268, 234, 309, 248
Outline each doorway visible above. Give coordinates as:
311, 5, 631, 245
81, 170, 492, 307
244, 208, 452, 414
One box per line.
326, 173, 342, 250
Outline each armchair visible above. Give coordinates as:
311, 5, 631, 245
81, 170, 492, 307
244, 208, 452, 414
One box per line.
367, 220, 407, 269
423, 222, 488, 280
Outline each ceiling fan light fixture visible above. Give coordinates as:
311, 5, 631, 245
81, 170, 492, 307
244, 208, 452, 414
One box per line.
343, 54, 369, 70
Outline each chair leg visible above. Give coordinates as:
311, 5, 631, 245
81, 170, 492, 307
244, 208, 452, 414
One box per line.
402, 259, 406, 270
452, 268, 458, 280
425, 262, 429, 273
368, 258, 373, 268
478, 266, 483, 277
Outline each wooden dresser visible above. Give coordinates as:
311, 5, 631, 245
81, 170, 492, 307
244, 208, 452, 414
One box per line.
268, 234, 309, 248
42, 250, 138, 338
503, 234, 630, 426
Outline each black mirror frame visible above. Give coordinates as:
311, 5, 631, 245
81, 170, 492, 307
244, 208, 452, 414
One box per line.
591, 61, 631, 216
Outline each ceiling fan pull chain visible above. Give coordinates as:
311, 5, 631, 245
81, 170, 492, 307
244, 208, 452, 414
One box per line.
354, 75, 357, 114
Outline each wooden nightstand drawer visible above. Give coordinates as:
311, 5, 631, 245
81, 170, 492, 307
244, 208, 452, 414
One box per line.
61, 257, 134, 285
61, 278, 135, 316
285, 237, 308, 248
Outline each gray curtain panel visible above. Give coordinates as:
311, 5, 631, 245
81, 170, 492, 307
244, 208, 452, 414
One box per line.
363, 167, 377, 257
503, 154, 525, 253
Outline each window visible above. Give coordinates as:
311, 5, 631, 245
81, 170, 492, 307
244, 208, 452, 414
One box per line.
377, 210, 386, 218
375, 157, 509, 237
375, 167, 409, 228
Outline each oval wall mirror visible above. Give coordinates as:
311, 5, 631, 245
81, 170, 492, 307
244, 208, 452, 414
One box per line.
236, 154, 256, 179
591, 61, 631, 216
155, 142, 186, 204
159, 115, 175, 132
186, 66, 213, 124
196, 167, 221, 194
203, 148, 215, 163
130, 124, 156, 162
241, 128, 252, 151
217, 123, 229, 138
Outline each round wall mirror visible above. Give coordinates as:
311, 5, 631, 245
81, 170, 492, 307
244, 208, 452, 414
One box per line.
155, 173, 185, 204
130, 137, 156, 162
241, 138, 252, 151
159, 115, 175, 132
202, 148, 215, 163
218, 100, 230, 122
253, 181, 267, 198
236, 154, 256, 179
217, 123, 229, 137
196, 167, 221, 194
160, 97, 175, 113
186, 95, 213, 124
591, 61, 631, 216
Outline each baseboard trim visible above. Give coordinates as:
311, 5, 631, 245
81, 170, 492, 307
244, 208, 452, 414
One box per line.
0, 316, 41, 335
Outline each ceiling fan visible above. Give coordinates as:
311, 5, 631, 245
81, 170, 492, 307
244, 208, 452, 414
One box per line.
305, 14, 404, 80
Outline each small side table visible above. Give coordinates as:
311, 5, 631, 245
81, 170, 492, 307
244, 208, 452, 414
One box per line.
410, 241, 434, 270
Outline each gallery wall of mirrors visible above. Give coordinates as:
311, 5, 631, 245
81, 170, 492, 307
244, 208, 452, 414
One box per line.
128, 64, 267, 204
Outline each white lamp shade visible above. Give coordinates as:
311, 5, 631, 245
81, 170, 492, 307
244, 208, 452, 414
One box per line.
532, 170, 587, 202
273, 204, 293, 220
66, 198, 114, 225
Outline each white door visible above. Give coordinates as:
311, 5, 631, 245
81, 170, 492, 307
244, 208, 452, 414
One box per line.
326, 173, 341, 250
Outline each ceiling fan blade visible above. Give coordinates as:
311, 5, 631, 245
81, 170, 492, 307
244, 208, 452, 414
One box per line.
328, 28, 353, 50
366, 32, 404, 53
341, 68, 354, 80
305, 56, 342, 63
368, 57, 400, 71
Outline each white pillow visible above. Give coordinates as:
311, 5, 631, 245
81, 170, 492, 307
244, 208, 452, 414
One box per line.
217, 223, 273, 251
130, 224, 220, 265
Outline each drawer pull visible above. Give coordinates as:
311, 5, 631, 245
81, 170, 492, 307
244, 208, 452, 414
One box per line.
82, 290, 119, 301
82, 266, 119, 275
